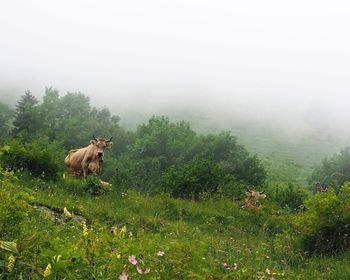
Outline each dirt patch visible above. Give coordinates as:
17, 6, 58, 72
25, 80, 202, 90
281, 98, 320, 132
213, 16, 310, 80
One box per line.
31, 203, 86, 224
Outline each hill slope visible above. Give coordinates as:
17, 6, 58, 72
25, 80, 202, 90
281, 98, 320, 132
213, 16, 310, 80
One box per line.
1, 173, 350, 279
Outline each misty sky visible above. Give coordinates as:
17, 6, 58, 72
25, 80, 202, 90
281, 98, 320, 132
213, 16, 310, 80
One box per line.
1, 0, 350, 128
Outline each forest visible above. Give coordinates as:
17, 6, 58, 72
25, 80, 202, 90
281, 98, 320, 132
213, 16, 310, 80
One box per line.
1, 88, 350, 279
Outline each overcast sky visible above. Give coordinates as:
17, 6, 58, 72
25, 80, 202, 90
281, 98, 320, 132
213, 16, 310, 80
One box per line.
1, 0, 350, 128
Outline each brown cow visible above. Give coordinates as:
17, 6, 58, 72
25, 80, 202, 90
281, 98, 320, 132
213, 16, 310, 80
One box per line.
244, 188, 266, 209
315, 181, 328, 193
64, 136, 113, 177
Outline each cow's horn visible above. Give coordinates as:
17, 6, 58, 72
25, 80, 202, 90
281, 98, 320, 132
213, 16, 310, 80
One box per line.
107, 137, 113, 142
93, 135, 98, 141
259, 191, 265, 194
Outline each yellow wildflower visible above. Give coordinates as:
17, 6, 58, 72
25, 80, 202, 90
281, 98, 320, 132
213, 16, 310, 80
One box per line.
120, 225, 127, 236
43, 263, 52, 277
7, 254, 16, 272
63, 207, 72, 218
82, 221, 88, 237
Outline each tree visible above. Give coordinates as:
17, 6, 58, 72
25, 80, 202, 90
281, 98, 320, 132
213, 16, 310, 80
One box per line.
12, 90, 40, 138
118, 116, 266, 193
0, 102, 14, 143
39, 87, 61, 140
311, 147, 350, 192
195, 132, 266, 186
127, 116, 197, 189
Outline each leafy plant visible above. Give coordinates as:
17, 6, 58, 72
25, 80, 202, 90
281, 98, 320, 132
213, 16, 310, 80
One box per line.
311, 147, 350, 191
0, 137, 65, 180
161, 159, 227, 200
296, 182, 350, 255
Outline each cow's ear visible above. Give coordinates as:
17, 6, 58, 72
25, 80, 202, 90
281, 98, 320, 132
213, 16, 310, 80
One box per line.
107, 141, 113, 148
90, 139, 97, 145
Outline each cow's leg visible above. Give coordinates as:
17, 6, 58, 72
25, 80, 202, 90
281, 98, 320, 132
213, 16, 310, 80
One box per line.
82, 161, 89, 178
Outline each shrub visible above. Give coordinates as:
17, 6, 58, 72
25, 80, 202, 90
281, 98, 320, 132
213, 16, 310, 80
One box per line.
0, 186, 31, 240
297, 182, 350, 255
84, 175, 110, 195
269, 184, 308, 212
118, 116, 266, 193
161, 159, 228, 200
0, 137, 65, 180
310, 147, 350, 192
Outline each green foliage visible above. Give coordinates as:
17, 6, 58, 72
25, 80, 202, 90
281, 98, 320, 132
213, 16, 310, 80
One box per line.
0, 102, 14, 143
44, 90, 126, 153
3, 169, 350, 279
0, 186, 30, 240
12, 90, 40, 138
196, 132, 266, 186
4, 87, 350, 278
84, 175, 110, 195
0, 137, 65, 180
119, 116, 266, 193
269, 184, 308, 212
0, 241, 18, 255
292, 183, 350, 255
161, 159, 226, 200
311, 147, 350, 191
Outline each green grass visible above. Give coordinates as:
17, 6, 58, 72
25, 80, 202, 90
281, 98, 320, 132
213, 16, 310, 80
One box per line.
1, 173, 350, 279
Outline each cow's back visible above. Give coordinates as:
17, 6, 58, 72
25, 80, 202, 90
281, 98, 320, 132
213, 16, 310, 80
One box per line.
65, 146, 90, 171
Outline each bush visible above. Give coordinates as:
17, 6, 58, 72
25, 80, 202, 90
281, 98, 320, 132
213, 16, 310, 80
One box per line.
161, 159, 229, 200
84, 175, 111, 195
310, 147, 350, 192
269, 184, 308, 212
296, 182, 350, 255
0, 137, 65, 180
118, 116, 266, 194
0, 185, 31, 240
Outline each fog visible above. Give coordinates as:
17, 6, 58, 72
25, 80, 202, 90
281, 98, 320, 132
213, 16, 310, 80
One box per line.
1, 0, 350, 149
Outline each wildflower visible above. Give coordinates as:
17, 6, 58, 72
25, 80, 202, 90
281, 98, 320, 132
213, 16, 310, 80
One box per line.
265, 268, 277, 279
233, 263, 238, 270
43, 263, 52, 277
63, 207, 72, 218
90, 259, 97, 265
82, 221, 88, 237
144, 268, 151, 274
7, 254, 16, 272
157, 250, 165, 257
128, 255, 137, 265
110, 226, 116, 234
136, 266, 143, 274
120, 225, 127, 236
128, 232, 133, 238
119, 271, 128, 280
223, 262, 229, 269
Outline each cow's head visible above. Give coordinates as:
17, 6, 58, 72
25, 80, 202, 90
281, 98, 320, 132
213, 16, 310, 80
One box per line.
245, 188, 266, 199
90, 136, 113, 159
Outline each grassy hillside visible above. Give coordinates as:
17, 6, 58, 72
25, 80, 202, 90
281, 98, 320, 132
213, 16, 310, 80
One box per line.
2, 91, 350, 279
2, 172, 350, 279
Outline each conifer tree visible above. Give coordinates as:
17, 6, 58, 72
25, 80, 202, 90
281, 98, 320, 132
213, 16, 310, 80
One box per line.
12, 90, 40, 137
